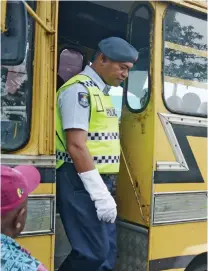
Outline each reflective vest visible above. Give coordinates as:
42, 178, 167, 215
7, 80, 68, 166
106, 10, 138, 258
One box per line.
56, 74, 120, 174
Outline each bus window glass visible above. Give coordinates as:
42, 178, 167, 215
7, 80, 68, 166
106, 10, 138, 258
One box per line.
126, 6, 151, 112
164, 7, 207, 116
109, 86, 124, 120
1, 2, 35, 151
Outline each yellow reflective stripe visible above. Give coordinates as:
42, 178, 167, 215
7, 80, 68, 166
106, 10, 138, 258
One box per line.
165, 41, 207, 58
93, 95, 104, 112
168, 0, 207, 13
164, 76, 208, 89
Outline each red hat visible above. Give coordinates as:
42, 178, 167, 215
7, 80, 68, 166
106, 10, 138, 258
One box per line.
1, 165, 40, 215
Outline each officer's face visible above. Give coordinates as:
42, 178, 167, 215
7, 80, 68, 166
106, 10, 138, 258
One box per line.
101, 56, 133, 87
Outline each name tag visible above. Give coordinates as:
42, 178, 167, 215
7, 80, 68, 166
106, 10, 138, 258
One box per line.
106, 108, 117, 117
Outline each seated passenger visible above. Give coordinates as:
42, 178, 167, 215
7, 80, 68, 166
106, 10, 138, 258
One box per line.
1, 165, 48, 271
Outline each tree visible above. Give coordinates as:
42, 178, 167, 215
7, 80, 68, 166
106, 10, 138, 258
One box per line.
164, 8, 207, 84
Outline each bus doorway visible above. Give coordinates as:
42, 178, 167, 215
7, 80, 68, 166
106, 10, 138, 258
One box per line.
55, 1, 131, 268
54, 1, 150, 269
55, 1, 148, 269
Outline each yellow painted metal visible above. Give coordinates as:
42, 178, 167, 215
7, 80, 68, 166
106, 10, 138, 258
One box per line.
168, 0, 207, 13
52, 0, 59, 153
152, 0, 208, 193
184, 0, 207, 9
1, 0, 7, 32
164, 76, 207, 89
152, 1, 208, 191
149, 222, 207, 259
165, 41, 207, 58
17, 236, 53, 270
11, 0, 56, 156
120, 147, 147, 224
187, 137, 207, 182
31, 183, 54, 195
38, 1, 50, 154
154, 183, 207, 193
116, 1, 155, 227
24, 2, 55, 34
117, 94, 155, 226
146, 1, 208, 268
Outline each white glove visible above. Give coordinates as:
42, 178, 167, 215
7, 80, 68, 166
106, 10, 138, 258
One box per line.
78, 169, 117, 223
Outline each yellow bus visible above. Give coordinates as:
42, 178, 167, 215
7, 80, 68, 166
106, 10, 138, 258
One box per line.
1, 1, 207, 271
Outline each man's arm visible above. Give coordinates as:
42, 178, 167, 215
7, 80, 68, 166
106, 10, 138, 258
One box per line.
66, 129, 94, 173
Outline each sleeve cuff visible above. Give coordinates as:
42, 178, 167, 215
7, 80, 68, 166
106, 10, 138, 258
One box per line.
63, 124, 88, 132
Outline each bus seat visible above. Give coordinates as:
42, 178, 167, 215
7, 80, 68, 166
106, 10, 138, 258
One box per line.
58, 49, 84, 83
166, 96, 183, 112
182, 93, 201, 114
198, 102, 208, 115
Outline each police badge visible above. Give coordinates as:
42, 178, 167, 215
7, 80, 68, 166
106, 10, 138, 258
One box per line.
78, 92, 89, 108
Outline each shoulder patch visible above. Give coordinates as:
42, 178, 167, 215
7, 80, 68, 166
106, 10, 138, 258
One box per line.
78, 92, 89, 108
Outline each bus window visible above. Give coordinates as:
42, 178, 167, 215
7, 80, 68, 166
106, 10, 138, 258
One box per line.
1, 2, 35, 151
126, 5, 152, 112
163, 7, 207, 117
109, 86, 124, 119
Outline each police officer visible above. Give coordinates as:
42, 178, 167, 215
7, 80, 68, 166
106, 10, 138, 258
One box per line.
56, 37, 138, 271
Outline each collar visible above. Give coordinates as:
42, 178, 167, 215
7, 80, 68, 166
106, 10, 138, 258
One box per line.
81, 65, 110, 94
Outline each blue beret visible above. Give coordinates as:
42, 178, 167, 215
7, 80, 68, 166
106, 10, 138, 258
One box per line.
98, 37, 138, 63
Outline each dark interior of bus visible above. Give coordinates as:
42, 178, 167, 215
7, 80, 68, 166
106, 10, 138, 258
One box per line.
57, 1, 151, 88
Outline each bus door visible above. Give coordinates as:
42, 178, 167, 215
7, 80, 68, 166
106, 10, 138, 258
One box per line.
115, 2, 155, 270
150, 2, 207, 271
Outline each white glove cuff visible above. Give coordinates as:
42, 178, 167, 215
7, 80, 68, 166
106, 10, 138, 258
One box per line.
78, 169, 109, 201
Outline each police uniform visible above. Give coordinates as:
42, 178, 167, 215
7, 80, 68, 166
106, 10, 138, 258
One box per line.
58, 65, 107, 134
56, 37, 138, 271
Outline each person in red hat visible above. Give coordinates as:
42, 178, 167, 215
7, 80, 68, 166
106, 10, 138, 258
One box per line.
0, 165, 48, 271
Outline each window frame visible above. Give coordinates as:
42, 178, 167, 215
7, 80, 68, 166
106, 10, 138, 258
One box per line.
162, 4, 207, 118
1, 1, 36, 152
124, 3, 153, 114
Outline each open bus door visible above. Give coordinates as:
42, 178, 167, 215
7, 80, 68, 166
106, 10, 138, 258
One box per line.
115, 2, 155, 270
